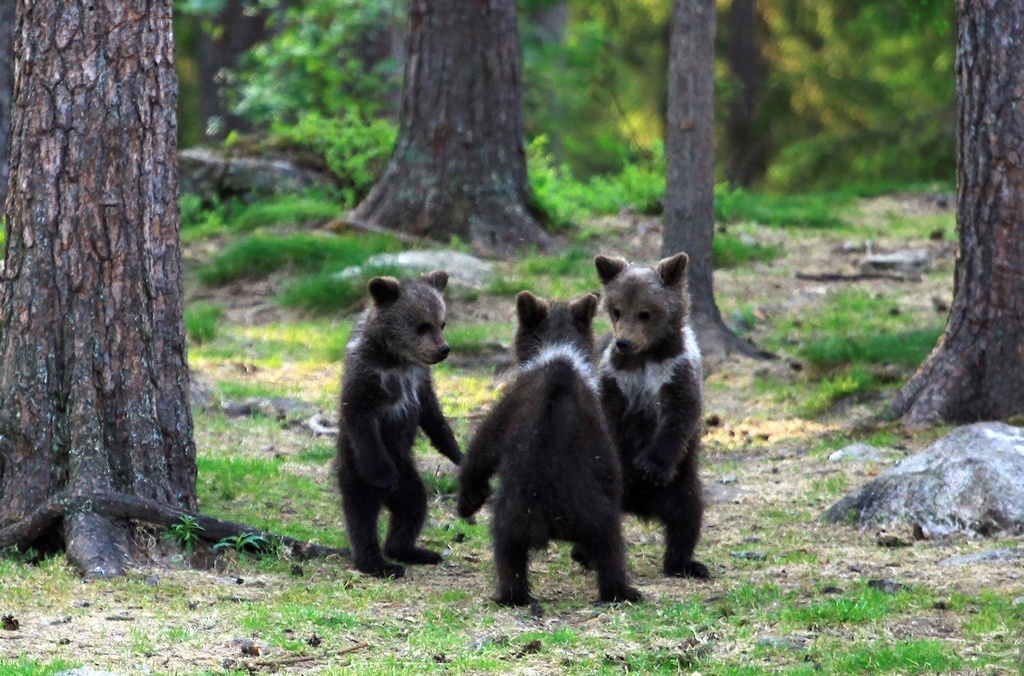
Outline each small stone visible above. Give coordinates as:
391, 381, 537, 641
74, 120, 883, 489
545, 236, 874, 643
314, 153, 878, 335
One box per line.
828, 443, 883, 463
933, 600, 951, 610
306, 632, 322, 647
1012, 596, 1024, 606
2, 614, 19, 630
718, 476, 739, 485
819, 586, 843, 595
867, 579, 907, 594
144, 575, 159, 587
755, 635, 808, 650
731, 550, 767, 561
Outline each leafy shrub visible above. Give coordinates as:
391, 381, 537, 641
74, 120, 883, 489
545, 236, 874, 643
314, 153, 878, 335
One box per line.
528, 136, 664, 230
230, 0, 403, 124
270, 113, 397, 206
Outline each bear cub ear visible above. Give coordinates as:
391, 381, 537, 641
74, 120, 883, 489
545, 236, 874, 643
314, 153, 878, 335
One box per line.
657, 252, 689, 288
368, 276, 402, 305
516, 291, 549, 329
569, 293, 599, 326
594, 255, 629, 285
421, 269, 449, 292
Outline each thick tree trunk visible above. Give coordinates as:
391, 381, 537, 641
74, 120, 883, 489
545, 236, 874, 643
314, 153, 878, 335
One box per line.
725, 0, 767, 188
197, 0, 266, 140
0, 0, 14, 212
663, 0, 770, 363
0, 0, 196, 576
351, 0, 552, 254
890, 2, 1024, 428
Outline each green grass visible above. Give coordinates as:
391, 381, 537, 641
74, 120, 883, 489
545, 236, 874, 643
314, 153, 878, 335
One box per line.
197, 232, 398, 286
0, 659, 78, 676
230, 195, 342, 232
278, 263, 405, 315
713, 233, 785, 269
715, 186, 853, 229
801, 328, 942, 369
184, 302, 224, 344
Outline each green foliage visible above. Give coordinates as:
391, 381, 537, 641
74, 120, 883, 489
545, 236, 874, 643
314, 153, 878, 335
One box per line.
750, 1, 956, 190
270, 113, 397, 206
184, 302, 224, 344
802, 328, 942, 369
197, 232, 398, 286
528, 136, 664, 229
231, 0, 403, 124
277, 263, 404, 315
213, 532, 270, 558
712, 234, 784, 269
167, 515, 206, 555
715, 185, 852, 229
230, 194, 343, 231
0, 658, 78, 676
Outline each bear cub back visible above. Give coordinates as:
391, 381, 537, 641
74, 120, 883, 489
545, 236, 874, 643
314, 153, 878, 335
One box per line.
458, 291, 641, 606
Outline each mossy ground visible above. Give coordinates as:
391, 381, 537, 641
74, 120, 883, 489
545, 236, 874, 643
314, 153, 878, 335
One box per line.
2, 192, 1022, 675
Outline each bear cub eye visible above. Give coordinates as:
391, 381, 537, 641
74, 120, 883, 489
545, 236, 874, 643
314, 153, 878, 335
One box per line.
417, 323, 432, 336
638, 311, 651, 322
612, 308, 621, 320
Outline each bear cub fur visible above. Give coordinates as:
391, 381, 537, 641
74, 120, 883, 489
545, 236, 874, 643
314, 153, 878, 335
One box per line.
336, 271, 462, 579
458, 291, 642, 606
593, 253, 710, 579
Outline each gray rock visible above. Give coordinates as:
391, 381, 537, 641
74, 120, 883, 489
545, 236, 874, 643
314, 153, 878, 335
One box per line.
337, 250, 494, 288
179, 148, 333, 201
755, 635, 809, 650
56, 670, 128, 676
828, 443, 884, 463
188, 372, 214, 410
824, 422, 1024, 536
939, 547, 1024, 566
731, 550, 766, 561
860, 248, 931, 276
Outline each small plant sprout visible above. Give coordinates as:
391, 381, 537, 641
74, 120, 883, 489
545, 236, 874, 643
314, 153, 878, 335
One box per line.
168, 516, 205, 555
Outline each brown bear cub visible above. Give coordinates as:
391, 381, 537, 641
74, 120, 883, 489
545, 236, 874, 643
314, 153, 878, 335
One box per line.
458, 291, 642, 606
593, 253, 710, 579
336, 271, 462, 579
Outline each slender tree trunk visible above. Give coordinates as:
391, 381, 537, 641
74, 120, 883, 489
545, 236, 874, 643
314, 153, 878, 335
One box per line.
890, 2, 1024, 427
0, 0, 14, 212
351, 0, 552, 254
663, 0, 769, 363
0, 0, 196, 576
725, 0, 767, 187
197, 0, 266, 140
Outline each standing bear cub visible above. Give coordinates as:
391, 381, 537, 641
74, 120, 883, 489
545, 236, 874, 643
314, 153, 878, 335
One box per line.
593, 253, 710, 579
336, 271, 462, 579
458, 291, 642, 606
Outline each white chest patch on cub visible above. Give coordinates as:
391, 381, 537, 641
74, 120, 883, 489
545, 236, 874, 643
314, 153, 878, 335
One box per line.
601, 326, 702, 414
381, 368, 424, 419
520, 343, 598, 391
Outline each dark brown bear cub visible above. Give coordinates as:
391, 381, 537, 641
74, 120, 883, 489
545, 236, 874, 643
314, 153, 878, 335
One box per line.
458, 291, 642, 606
594, 253, 709, 579
336, 271, 462, 579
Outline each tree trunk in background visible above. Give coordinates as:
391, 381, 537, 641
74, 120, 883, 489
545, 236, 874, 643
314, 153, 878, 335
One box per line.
528, 0, 568, 44
198, 0, 266, 140
725, 0, 767, 188
0, 0, 15, 212
0, 0, 196, 576
351, 0, 552, 254
663, 0, 769, 363
890, 2, 1024, 427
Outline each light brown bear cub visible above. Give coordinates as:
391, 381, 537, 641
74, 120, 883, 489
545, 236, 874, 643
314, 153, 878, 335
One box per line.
593, 253, 709, 579
336, 271, 462, 579
458, 291, 642, 607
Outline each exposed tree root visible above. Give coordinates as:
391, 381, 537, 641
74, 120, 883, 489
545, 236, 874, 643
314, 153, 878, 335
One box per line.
0, 491, 349, 575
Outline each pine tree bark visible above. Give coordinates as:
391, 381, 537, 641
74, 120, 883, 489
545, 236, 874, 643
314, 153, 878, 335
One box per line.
890, 2, 1024, 427
0, 0, 196, 576
0, 0, 15, 211
351, 0, 552, 254
663, 0, 770, 363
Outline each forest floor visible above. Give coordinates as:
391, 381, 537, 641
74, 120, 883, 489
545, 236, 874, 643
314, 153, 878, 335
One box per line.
2, 192, 1023, 675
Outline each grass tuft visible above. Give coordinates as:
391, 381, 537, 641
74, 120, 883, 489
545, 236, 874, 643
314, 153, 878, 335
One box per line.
184, 302, 224, 344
